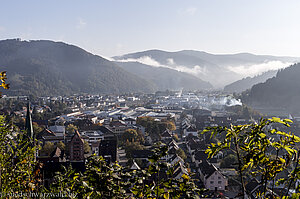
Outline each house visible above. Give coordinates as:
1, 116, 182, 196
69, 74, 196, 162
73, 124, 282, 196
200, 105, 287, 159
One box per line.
37, 128, 56, 139
50, 147, 65, 162
37, 128, 64, 144
124, 117, 136, 125
144, 135, 153, 145
130, 160, 141, 170
131, 149, 153, 168
169, 154, 185, 166
186, 138, 206, 155
161, 129, 172, 141
37, 147, 65, 163
192, 150, 208, 167
99, 136, 118, 163
245, 178, 261, 199
199, 160, 228, 191
162, 140, 179, 161
245, 178, 279, 199
83, 115, 98, 124
183, 125, 198, 137
69, 131, 85, 162
81, 130, 104, 144
75, 125, 114, 154
131, 149, 153, 160
49, 125, 65, 136
173, 162, 189, 179
108, 120, 128, 136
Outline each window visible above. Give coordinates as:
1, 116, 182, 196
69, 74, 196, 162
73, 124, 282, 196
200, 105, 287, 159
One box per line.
218, 176, 221, 179
210, 181, 213, 184
218, 181, 221, 184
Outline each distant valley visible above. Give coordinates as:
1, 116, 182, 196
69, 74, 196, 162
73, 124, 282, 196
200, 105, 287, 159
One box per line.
115, 61, 212, 91
114, 50, 299, 88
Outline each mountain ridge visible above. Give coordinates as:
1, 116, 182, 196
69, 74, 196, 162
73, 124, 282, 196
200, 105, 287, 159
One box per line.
114, 50, 299, 88
0, 39, 156, 96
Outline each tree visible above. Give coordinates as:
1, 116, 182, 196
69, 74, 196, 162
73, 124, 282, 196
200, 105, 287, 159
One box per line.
83, 141, 91, 154
124, 140, 145, 158
220, 154, 237, 168
56, 141, 65, 151
50, 144, 204, 199
173, 134, 180, 142
32, 122, 43, 135
137, 116, 176, 139
0, 71, 9, 97
40, 141, 55, 156
203, 117, 300, 198
121, 129, 144, 145
66, 124, 78, 134
0, 115, 41, 193
32, 106, 42, 120
163, 120, 176, 131
130, 143, 204, 198
176, 148, 187, 160
51, 156, 130, 198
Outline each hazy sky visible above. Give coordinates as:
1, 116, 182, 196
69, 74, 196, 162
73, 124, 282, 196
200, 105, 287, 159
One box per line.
1, 0, 300, 57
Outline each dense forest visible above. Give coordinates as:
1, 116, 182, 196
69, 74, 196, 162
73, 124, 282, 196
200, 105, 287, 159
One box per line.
0, 39, 155, 96
224, 70, 277, 93
242, 63, 300, 112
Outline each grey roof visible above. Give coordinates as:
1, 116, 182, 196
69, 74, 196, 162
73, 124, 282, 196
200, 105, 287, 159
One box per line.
245, 178, 260, 194
199, 160, 217, 179
132, 150, 153, 159
161, 129, 172, 138
98, 126, 114, 134
194, 150, 208, 161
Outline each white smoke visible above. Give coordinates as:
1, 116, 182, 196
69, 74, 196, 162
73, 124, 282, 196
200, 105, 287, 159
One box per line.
172, 65, 207, 76
115, 56, 161, 67
167, 58, 175, 65
226, 61, 292, 77
224, 97, 242, 106
211, 96, 242, 107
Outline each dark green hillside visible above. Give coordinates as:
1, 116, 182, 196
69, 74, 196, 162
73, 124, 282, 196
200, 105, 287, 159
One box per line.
0, 39, 154, 96
242, 63, 300, 112
224, 70, 277, 93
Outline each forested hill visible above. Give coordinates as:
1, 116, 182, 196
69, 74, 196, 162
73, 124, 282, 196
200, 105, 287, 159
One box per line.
115, 61, 212, 90
0, 39, 155, 96
224, 70, 277, 93
242, 63, 300, 112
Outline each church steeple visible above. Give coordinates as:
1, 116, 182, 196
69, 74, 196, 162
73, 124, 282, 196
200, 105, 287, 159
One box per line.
25, 101, 36, 160
25, 102, 33, 139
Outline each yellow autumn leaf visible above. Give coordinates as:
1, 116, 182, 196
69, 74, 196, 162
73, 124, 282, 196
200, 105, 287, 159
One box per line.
182, 173, 190, 180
